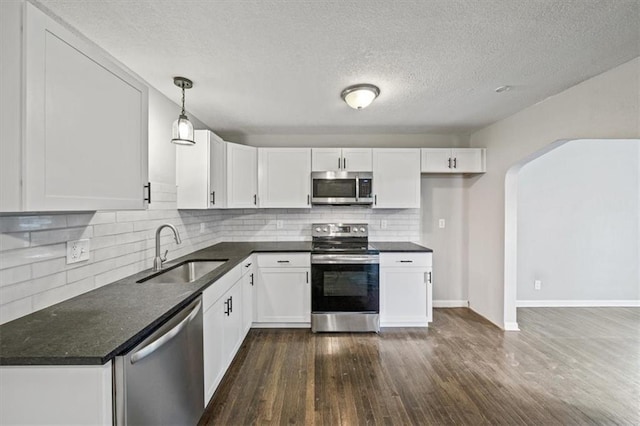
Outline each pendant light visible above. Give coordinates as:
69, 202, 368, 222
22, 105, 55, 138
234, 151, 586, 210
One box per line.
341, 84, 380, 110
171, 76, 195, 145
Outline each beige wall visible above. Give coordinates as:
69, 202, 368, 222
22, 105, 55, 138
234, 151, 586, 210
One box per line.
466, 57, 640, 328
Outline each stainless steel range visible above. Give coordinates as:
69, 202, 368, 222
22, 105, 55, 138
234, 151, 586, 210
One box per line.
311, 223, 380, 332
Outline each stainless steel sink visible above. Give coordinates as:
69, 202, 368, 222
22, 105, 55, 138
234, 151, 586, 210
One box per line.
138, 260, 227, 284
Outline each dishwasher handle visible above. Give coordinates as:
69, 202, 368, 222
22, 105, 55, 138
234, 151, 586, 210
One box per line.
130, 299, 202, 364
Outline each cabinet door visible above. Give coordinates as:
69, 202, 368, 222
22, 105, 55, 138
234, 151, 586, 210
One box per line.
372, 149, 421, 208
242, 268, 255, 335
258, 148, 311, 208
22, 3, 148, 211
312, 148, 342, 171
451, 148, 486, 173
222, 282, 243, 366
203, 297, 224, 404
380, 268, 428, 326
209, 134, 227, 208
342, 148, 372, 171
256, 268, 310, 323
420, 148, 452, 173
176, 130, 211, 209
227, 143, 257, 208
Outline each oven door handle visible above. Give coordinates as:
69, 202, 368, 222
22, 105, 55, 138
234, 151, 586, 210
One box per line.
311, 254, 379, 264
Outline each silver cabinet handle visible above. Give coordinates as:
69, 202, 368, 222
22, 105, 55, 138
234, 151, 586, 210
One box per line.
374, 195, 377, 205
307, 194, 310, 205
343, 158, 346, 169
398, 260, 413, 263
428, 271, 432, 283
210, 191, 215, 205
453, 158, 457, 168
448, 158, 452, 169
338, 157, 341, 169
277, 260, 290, 263
245, 262, 252, 268
306, 271, 309, 283
254, 194, 257, 205
131, 300, 201, 364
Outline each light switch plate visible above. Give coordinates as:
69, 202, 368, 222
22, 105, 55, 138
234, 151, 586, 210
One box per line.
66, 239, 90, 264
276, 220, 284, 229
534, 280, 542, 290
438, 219, 446, 228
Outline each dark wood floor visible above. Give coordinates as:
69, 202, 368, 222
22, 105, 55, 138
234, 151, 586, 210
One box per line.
199, 308, 640, 425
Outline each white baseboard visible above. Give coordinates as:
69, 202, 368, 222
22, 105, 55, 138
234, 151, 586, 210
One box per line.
503, 322, 520, 331
516, 300, 640, 307
433, 300, 468, 308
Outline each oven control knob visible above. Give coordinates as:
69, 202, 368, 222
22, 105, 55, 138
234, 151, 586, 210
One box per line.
353, 228, 358, 233
359, 227, 366, 233
315, 227, 322, 232
322, 227, 328, 232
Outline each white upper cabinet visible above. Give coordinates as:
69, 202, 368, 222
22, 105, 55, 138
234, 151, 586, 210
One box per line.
421, 148, 486, 173
176, 130, 227, 209
226, 142, 258, 208
312, 148, 372, 172
0, 2, 149, 212
258, 148, 311, 208
372, 149, 421, 209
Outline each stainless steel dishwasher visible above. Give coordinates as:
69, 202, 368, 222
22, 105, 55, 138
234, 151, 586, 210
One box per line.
114, 296, 204, 425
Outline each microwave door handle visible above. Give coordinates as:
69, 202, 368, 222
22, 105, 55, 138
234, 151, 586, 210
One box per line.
355, 176, 359, 202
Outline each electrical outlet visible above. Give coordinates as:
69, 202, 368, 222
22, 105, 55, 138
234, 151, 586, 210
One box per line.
381, 220, 388, 229
534, 280, 542, 290
66, 239, 90, 264
276, 220, 284, 229
200, 223, 206, 233
438, 219, 446, 229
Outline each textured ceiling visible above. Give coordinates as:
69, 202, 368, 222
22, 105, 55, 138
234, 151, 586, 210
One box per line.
35, 0, 640, 137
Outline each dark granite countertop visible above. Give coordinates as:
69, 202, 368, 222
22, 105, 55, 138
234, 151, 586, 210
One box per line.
0, 240, 431, 366
370, 242, 433, 252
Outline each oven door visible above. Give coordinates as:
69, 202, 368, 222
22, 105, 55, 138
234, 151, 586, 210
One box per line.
311, 254, 379, 313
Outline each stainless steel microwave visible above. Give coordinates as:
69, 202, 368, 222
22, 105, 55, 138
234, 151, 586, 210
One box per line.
311, 172, 373, 205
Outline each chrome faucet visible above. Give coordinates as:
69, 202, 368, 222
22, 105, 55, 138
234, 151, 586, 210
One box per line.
153, 224, 182, 271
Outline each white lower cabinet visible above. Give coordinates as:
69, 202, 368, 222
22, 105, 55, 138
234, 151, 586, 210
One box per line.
202, 266, 244, 405
380, 252, 433, 327
241, 257, 255, 335
0, 363, 113, 425
255, 253, 311, 325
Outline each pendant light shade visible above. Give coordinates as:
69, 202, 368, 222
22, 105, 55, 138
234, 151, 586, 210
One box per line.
171, 77, 195, 145
341, 84, 380, 110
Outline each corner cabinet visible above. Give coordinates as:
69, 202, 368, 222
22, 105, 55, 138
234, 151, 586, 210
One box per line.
0, 2, 149, 212
258, 148, 311, 208
176, 130, 227, 209
176, 131, 257, 209
372, 149, 421, 208
421, 148, 486, 173
227, 143, 258, 208
380, 252, 433, 326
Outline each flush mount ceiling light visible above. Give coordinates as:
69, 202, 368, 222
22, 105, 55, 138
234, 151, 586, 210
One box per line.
341, 84, 380, 110
171, 76, 195, 145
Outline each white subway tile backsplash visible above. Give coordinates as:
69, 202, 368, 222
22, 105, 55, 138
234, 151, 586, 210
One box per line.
0, 215, 67, 233
30, 226, 93, 247
0, 179, 419, 324
0, 265, 32, 288
0, 244, 66, 269
93, 222, 134, 237
0, 297, 32, 325
0, 232, 30, 251
32, 277, 95, 312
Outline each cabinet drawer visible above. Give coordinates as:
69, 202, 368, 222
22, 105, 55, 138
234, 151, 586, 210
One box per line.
203, 265, 242, 311
257, 253, 310, 268
380, 253, 431, 267
240, 255, 254, 276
